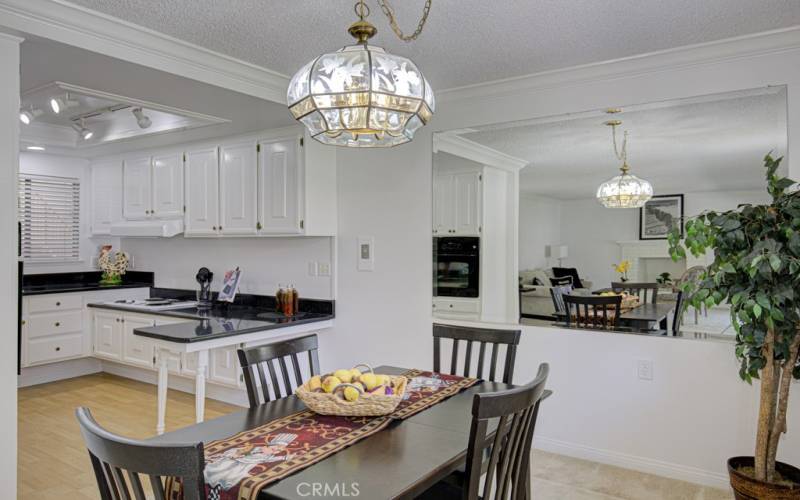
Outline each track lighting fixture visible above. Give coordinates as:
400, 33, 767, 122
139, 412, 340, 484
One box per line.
132, 108, 152, 129
19, 107, 43, 125
50, 93, 78, 114
72, 119, 94, 141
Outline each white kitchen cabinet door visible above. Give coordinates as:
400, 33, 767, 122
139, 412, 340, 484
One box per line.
258, 138, 302, 234
433, 174, 455, 235
93, 311, 122, 361
220, 142, 258, 235
209, 345, 242, 387
184, 147, 220, 236
151, 152, 183, 219
91, 161, 122, 235
121, 315, 156, 369
123, 156, 152, 220
453, 171, 482, 236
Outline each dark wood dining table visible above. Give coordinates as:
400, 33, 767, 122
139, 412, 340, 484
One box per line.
618, 302, 675, 332
149, 366, 540, 499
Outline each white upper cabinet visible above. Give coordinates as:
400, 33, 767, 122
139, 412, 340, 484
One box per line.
220, 142, 258, 235
151, 152, 184, 218
433, 170, 482, 236
184, 147, 220, 237
258, 137, 302, 234
122, 156, 152, 220
91, 161, 122, 235
453, 171, 482, 235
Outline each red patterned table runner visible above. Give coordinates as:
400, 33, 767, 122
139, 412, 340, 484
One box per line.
167, 370, 479, 500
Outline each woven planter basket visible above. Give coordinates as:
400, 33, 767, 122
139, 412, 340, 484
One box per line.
297, 365, 408, 417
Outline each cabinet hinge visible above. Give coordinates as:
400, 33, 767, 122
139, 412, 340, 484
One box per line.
479, 226, 482, 233
299, 137, 304, 147
300, 219, 305, 229
183, 205, 186, 213
183, 153, 186, 162
256, 144, 261, 153
256, 221, 262, 231
479, 174, 482, 181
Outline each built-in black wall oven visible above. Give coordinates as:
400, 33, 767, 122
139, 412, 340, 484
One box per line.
433, 237, 480, 298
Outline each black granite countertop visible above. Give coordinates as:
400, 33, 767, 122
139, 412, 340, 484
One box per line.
22, 271, 154, 296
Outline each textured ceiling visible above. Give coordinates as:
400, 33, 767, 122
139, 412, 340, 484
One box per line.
459, 88, 788, 199
65, 0, 800, 90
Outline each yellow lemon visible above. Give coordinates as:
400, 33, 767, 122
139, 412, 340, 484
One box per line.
359, 373, 379, 391
376, 374, 391, 386
307, 375, 322, 391
343, 386, 360, 402
349, 368, 362, 380
322, 376, 341, 394
333, 369, 353, 383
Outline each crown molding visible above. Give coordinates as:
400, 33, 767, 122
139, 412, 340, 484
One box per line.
433, 133, 528, 172
0, 0, 289, 103
439, 26, 800, 103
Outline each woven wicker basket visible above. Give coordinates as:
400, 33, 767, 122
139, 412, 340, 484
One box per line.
296, 366, 408, 417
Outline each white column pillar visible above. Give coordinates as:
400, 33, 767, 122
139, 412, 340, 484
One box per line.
0, 32, 22, 498
156, 348, 170, 435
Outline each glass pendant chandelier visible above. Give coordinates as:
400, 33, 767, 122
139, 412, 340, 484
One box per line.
287, 0, 435, 147
596, 112, 653, 208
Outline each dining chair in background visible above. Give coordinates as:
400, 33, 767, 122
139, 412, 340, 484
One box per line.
76, 407, 207, 500
563, 294, 622, 331
417, 363, 551, 500
237, 333, 321, 408
611, 282, 660, 304
656, 291, 686, 336
433, 323, 521, 384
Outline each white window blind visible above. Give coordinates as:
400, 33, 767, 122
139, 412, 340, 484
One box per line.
18, 173, 81, 262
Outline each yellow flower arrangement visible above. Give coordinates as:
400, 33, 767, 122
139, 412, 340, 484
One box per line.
612, 260, 630, 282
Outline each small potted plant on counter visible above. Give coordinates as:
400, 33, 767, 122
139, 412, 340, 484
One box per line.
668, 155, 800, 498
98, 245, 129, 286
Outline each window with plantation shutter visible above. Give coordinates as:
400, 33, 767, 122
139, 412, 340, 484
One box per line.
18, 173, 81, 262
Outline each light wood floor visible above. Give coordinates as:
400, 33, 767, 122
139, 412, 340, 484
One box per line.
18, 373, 732, 500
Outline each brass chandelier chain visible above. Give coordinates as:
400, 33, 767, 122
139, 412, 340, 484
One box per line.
376, 0, 433, 41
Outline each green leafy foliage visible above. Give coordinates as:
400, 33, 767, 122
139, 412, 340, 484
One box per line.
668, 155, 800, 383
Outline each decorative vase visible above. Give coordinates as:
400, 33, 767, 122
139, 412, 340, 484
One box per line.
728, 456, 800, 499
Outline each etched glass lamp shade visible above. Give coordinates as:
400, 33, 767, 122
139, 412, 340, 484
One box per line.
596, 163, 654, 208
287, 44, 435, 148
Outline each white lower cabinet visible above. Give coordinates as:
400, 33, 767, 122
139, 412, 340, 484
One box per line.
121, 315, 157, 369
92, 311, 123, 361
210, 345, 243, 387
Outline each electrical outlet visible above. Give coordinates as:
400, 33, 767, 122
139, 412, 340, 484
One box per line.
308, 261, 318, 277
318, 262, 331, 276
637, 359, 653, 381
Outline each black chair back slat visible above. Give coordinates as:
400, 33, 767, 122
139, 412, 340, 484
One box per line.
149, 475, 166, 500
460, 363, 549, 500
476, 341, 486, 379
563, 294, 622, 330
672, 291, 685, 336
237, 334, 321, 408
76, 407, 207, 500
433, 324, 520, 384
611, 282, 659, 304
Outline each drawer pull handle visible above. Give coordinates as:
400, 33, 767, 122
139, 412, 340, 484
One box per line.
55, 322, 60, 327
56, 302, 61, 306
55, 347, 60, 352
449, 304, 453, 308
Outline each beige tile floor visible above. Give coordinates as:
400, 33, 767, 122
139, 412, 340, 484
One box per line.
18, 373, 733, 499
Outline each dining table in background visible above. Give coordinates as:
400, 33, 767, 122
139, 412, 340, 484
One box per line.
618, 302, 675, 332
148, 365, 550, 499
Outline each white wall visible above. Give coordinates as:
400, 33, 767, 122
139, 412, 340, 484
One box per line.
19, 152, 119, 274
518, 194, 561, 271
325, 32, 800, 488
120, 236, 335, 299
0, 32, 20, 498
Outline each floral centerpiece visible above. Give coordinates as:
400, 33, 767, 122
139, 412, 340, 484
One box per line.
612, 260, 630, 282
98, 245, 129, 285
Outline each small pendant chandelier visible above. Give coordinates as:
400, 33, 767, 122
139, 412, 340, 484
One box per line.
596, 110, 653, 208
287, 0, 435, 148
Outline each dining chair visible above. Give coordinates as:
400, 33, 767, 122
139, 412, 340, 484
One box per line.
76, 407, 206, 500
563, 294, 622, 330
237, 333, 321, 408
611, 281, 660, 304
433, 323, 521, 384
654, 291, 685, 336
417, 363, 550, 500
548, 284, 572, 321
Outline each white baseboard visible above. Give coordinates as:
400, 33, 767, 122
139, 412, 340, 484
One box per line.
18, 357, 102, 387
533, 436, 730, 490
100, 361, 250, 408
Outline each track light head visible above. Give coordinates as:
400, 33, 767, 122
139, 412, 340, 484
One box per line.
72, 119, 94, 141
132, 108, 152, 129
50, 93, 78, 114
19, 107, 43, 125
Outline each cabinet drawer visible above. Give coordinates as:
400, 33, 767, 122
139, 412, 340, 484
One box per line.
27, 333, 84, 365
27, 310, 83, 338
27, 294, 83, 313
433, 299, 480, 314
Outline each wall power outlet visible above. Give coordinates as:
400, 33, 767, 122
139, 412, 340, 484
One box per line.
637, 359, 654, 381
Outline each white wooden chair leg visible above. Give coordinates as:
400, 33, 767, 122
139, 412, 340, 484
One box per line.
156, 348, 169, 435
195, 349, 209, 424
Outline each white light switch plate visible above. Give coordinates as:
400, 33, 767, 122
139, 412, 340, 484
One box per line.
637, 359, 653, 381
357, 236, 374, 271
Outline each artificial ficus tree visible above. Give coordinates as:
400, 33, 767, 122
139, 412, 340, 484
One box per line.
668, 155, 800, 483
